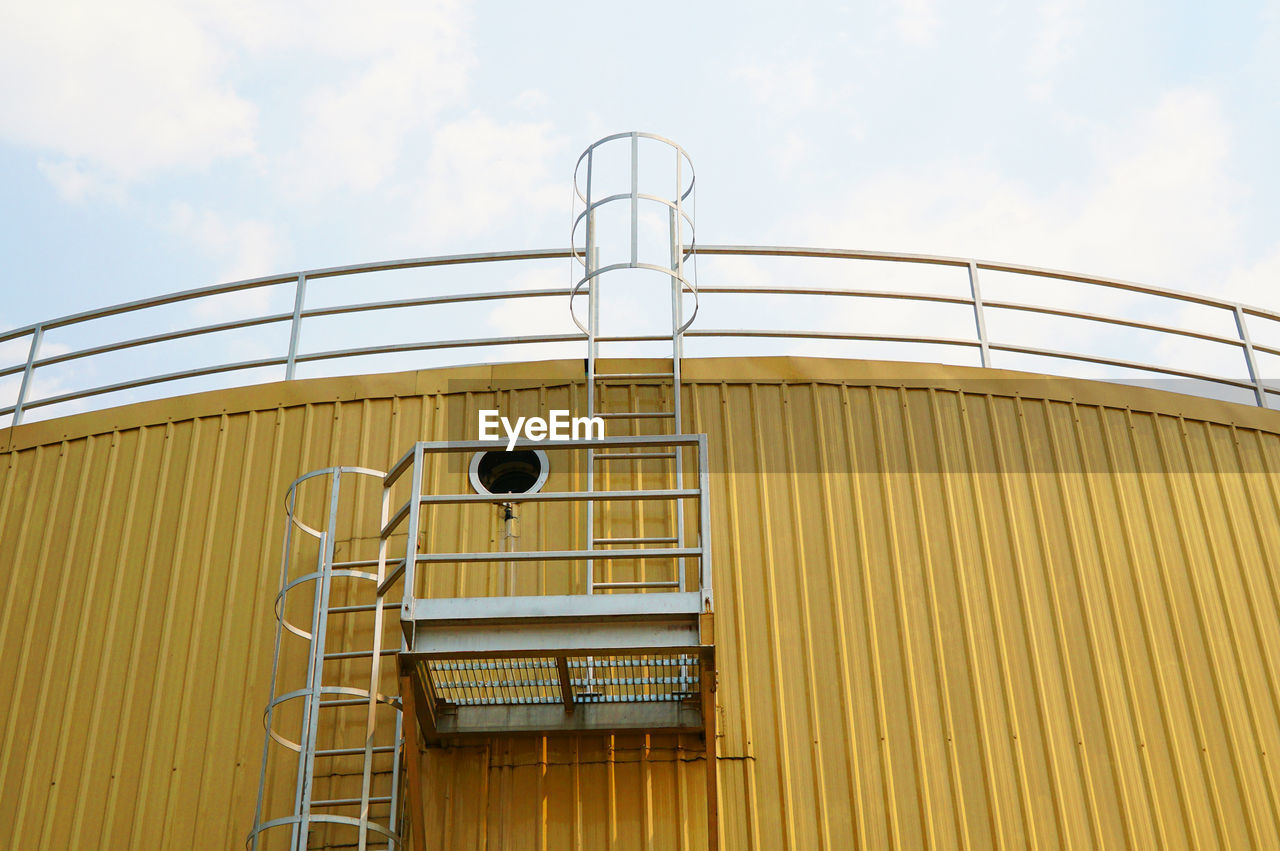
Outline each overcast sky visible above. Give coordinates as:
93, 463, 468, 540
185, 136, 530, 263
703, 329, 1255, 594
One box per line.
1, 0, 1278, 417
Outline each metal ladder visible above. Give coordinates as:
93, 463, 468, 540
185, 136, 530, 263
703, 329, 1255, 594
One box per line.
569, 132, 699, 598
249, 467, 405, 851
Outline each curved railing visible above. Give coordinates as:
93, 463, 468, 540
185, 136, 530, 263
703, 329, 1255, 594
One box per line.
2, 245, 1278, 426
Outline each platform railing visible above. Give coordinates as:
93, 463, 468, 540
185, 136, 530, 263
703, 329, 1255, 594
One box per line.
377, 434, 713, 614
3, 245, 1279, 426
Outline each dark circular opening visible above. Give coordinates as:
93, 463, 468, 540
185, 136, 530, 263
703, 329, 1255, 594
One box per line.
473, 450, 544, 495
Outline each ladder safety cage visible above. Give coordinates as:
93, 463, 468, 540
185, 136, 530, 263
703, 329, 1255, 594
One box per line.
248, 466, 405, 851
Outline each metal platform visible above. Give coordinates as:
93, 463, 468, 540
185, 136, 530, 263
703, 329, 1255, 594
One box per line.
405, 592, 707, 736
377, 434, 714, 741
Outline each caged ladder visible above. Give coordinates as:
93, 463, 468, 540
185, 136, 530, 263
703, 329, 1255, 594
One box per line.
570, 131, 700, 598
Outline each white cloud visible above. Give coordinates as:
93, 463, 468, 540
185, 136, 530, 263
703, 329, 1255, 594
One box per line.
777, 131, 811, 174
734, 60, 819, 112
36, 159, 124, 205
1026, 0, 1087, 100
279, 1, 474, 195
1224, 247, 1280, 313
489, 295, 576, 338
730, 61, 830, 178
788, 87, 1242, 292
169, 203, 285, 317
891, 0, 941, 46
198, 0, 463, 58
513, 89, 549, 112
407, 113, 565, 243
485, 266, 580, 360
0, 0, 257, 181
1, 0, 475, 202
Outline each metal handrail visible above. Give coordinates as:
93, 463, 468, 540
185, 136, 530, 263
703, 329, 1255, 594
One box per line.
4, 244, 1279, 424
377, 434, 713, 612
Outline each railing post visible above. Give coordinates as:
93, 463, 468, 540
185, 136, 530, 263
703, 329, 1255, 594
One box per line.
968, 262, 991, 368
1234, 304, 1268, 408
402, 445, 424, 622
12, 326, 43, 426
698, 435, 713, 613
285, 273, 307, 380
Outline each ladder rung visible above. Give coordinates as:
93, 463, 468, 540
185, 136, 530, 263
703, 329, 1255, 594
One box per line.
326, 603, 382, 615
311, 796, 392, 808
319, 697, 401, 708
315, 745, 397, 758
594, 536, 679, 545
323, 648, 400, 660
597, 411, 675, 419
593, 580, 681, 589
594, 372, 674, 380
594, 451, 677, 460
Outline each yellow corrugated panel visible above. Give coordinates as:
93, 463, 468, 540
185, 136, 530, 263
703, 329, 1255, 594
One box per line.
3, 358, 1280, 849
412, 735, 708, 849
687, 377, 1280, 849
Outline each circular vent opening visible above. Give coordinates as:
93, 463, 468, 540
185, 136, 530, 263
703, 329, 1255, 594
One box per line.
468, 449, 549, 496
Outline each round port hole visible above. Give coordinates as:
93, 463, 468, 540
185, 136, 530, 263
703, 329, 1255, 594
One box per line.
468, 449, 549, 496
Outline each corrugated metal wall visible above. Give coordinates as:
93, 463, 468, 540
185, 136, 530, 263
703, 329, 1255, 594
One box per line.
3, 358, 1280, 849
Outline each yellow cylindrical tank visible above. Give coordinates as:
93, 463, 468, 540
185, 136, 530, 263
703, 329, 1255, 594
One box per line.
4, 356, 1280, 849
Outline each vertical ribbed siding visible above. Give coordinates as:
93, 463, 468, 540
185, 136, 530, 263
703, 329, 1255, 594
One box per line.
684, 381, 1280, 849
2, 361, 1280, 848
412, 735, 708, 849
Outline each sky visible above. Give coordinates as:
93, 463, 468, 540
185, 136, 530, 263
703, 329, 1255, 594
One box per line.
1, 0, 1279, 421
